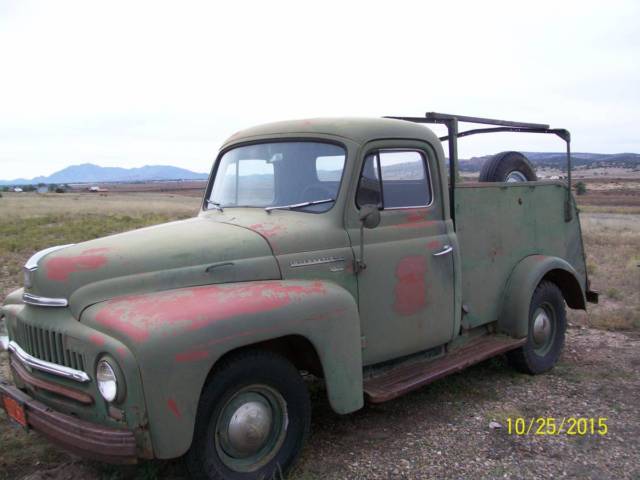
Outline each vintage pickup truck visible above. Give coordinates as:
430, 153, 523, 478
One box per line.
1, 113, 598, 479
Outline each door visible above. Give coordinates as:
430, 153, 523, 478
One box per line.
348, 143, 456, 365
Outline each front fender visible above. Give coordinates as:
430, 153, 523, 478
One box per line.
81, 280, 363, 459
498, 255, 586, 338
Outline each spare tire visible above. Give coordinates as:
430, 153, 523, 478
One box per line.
478, 151, 537, 182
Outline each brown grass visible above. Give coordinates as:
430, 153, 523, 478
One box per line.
0, 192, 201, 297
0, 190, 638, 479
569, 212, 640, 330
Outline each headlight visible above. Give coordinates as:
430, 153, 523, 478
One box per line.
96, 359, 118, 402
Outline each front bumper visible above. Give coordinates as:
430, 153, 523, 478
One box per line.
0, 379, 138, 464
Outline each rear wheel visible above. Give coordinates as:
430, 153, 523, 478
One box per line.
186, 350, 310, 480
507, 281, 566, 374
479, 151, 537, 182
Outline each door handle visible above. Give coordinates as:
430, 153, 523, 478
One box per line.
433, 245, 453, 257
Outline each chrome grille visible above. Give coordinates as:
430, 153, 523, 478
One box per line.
13, 322, 85, 372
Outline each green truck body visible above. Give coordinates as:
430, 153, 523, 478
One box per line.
0, 117, 594, 476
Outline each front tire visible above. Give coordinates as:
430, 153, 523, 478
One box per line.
507, 281, 566, 374
186, 350, 311, 480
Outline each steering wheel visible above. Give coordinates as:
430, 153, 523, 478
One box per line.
300, 184, 334, 202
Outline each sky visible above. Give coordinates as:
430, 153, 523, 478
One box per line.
0, 0, 639, 180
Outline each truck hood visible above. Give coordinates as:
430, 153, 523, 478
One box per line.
28, 217, 280, 317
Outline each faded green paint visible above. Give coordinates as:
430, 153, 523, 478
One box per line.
31, 217, 281, 318
455, 182, 587, 330
80, 280, 361, 458
1, 116, 589, 462
499, 255, 584, 338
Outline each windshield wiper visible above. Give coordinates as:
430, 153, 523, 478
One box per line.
265, 198, 335, 213
206, 200, 224, 212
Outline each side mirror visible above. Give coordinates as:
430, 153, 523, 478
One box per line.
359, 204, 381, 229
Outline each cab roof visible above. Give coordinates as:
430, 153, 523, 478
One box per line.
222, 117, 441, 147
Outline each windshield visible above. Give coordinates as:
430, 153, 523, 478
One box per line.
208, 142, 346, 213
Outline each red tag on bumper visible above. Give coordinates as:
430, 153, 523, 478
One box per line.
2, 394, 27, 427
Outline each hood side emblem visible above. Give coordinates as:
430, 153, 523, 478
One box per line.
290, 256, 345, 268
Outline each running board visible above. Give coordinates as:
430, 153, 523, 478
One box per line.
363, 335, 526, 403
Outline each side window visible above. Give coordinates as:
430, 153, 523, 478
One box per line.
356, 154, 382, 207
356, 150, 432, 209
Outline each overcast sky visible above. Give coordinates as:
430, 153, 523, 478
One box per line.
1, 0, 639, 180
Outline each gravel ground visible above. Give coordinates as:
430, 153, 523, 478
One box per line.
1, 325, 638, 480
289, 326, 640, 480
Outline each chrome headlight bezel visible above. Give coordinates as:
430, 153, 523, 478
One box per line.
96, 357, 125, 403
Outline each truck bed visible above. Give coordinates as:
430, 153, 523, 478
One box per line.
455, 181, 587, 329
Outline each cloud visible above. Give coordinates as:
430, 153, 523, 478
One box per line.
0, 0, 638, 178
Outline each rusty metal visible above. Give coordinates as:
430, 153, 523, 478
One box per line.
363, 336, 526, 403
0, 380, 137, 464
10, 355, 94, 405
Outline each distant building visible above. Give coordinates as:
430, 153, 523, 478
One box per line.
88, 186, 109, 193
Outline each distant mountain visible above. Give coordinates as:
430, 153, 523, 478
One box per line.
459, 152, 640, 172
0, 163, 209, 185
3, 152, 639, 185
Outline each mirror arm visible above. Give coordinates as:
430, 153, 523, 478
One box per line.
355, 223, 366, 273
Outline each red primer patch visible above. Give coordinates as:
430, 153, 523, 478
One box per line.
394, 220, 437, 229
249, 223, 286, 238
394, 256, 427, 316
95, 281, 327, 343
406, 211, 426, 223
81, 247, 110, 255
89, 334, 105, 347
167, 399, 181, 418
45, 248, 109, 281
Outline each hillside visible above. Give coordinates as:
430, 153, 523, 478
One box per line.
0, 163, 208, 185
459, 152, 640, 172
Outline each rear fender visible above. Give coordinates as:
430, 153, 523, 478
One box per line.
498, 255, 586, 338
81, 279, 363, 459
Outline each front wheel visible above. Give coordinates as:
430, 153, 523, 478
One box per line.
186, 350, 311, 480
507, 281, 566, 374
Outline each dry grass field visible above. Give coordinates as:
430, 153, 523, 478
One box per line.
0, 182, 638, 479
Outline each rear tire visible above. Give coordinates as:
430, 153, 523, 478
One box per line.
186, 350, 311, 480
507, 281, 566, 374
479, 151, 537, 182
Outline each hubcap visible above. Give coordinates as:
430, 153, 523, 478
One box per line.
506, 170, 528, 182
532, 305, 555, 354
215, 385, 288, 472
227, 401, 272, 456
